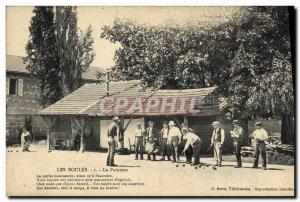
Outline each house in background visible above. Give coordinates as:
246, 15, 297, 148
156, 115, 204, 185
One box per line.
39, 80, 236, 153
6, 55, 103, 145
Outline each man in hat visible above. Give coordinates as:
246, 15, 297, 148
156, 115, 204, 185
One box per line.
252, 122, 269, 170
181, 122, 194, 133
210, 121, 225, 167
134, 122, 144, 160
230, 120, 243, 168
106, 116, 121, 166
145, 121, 159, 160
168, 120, 182, 163
159, 121, 171, 161
182, 128, 202, 166
181, 122, 193, 164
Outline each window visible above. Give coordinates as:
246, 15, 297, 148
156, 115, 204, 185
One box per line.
7, 77, 23, 96
9, 78, 18, 95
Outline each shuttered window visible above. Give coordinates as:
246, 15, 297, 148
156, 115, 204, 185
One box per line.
7, 77, 23, 96
9, 78, 17, 95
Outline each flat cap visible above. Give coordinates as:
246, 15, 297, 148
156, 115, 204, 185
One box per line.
232, 120, 240, 125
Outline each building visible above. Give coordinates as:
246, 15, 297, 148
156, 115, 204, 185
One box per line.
39, 79, 234, 153
6, 55, 103, 145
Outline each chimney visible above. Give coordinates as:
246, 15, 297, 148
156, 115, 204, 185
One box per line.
106, 71, 110, 96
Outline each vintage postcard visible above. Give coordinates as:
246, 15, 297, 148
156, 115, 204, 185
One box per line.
6, 6, 295, 197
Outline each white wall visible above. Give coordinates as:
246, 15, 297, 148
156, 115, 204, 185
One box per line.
99, 118, 144, 149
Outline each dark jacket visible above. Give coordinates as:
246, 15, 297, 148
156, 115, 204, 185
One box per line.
145, 127, 159, 143
160, 128, 169, 142
107, 122, 119, 138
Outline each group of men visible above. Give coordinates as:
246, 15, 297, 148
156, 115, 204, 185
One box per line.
107, 116, 269, 170
134, 120, 202, 166
206, 120, 268, 169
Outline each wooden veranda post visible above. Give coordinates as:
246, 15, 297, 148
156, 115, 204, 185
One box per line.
184, 116, 188, 126
119, 117, 125, 149
80, 117, 85, 153
43, 116, 57, 152
47, 132, 50, 151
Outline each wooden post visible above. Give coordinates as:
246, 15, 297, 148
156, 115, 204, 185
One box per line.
43, 116, 57, 152
47, 131, 50, 151
106, 71, 110, 96
80, 117, 85, 153
211, 92, 215, 111
119, 117, 125, 149
184, 116, 188, 126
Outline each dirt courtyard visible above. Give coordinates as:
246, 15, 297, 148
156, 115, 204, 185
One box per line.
6, 144, 295, 197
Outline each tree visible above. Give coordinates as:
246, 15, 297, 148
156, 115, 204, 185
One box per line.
25, 6, 95, 106
100, 19, 233, 89
55, 6, 95, 95
221, 7, 294, 144
24, 7, 61, 107
100, 7, 294, 144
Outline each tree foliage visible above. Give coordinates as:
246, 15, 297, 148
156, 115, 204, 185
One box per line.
24, 7, 61, 107
225, 7, 293, 119
101, 7, 294, 143
25, 6, 95, 106
224, 7, 294, 144
101, 19, 234, 89
55, 7, 95, 95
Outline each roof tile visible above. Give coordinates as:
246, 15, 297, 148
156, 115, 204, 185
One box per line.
39, 80, 218, 116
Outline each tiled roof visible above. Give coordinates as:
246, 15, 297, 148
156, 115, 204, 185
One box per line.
39, 80, 218, 116
6, 55, 27, 73
6, 55, 102, 80
39, 80, 143, 115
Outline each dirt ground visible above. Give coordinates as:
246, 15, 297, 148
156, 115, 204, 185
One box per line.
6, 144, 295, 197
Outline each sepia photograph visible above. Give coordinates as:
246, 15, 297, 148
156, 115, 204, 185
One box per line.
5, 5, 295, 197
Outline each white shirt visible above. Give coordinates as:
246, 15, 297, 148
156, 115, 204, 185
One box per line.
134, 128, 144, 137
211, 128, 225, 144
21, 131, 30, 142
253, 128, 269, 142
168, 126, 182, 141
230, 126, 243, 141
183, 132, 201, 150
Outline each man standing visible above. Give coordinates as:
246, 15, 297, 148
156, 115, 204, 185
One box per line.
21, 127, 31, 152
182, 128, 202, 166
252, 122, 269, 170
145, 121, 159, 161
134, 122, 144, 160
74, 129, 81, 152
107, 117, 120, 167
168, 120, 182, 163
210, 121, 225, 167
159, 121, 171, 161
230, 120, 243, 168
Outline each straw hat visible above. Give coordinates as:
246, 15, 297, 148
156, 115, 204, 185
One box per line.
255, 121, 262, 126
168, 120, 176, 126
211, 121, 221, 126
112, 116, 120, 121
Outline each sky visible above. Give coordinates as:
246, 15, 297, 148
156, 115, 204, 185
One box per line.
6, 6, 239, 69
